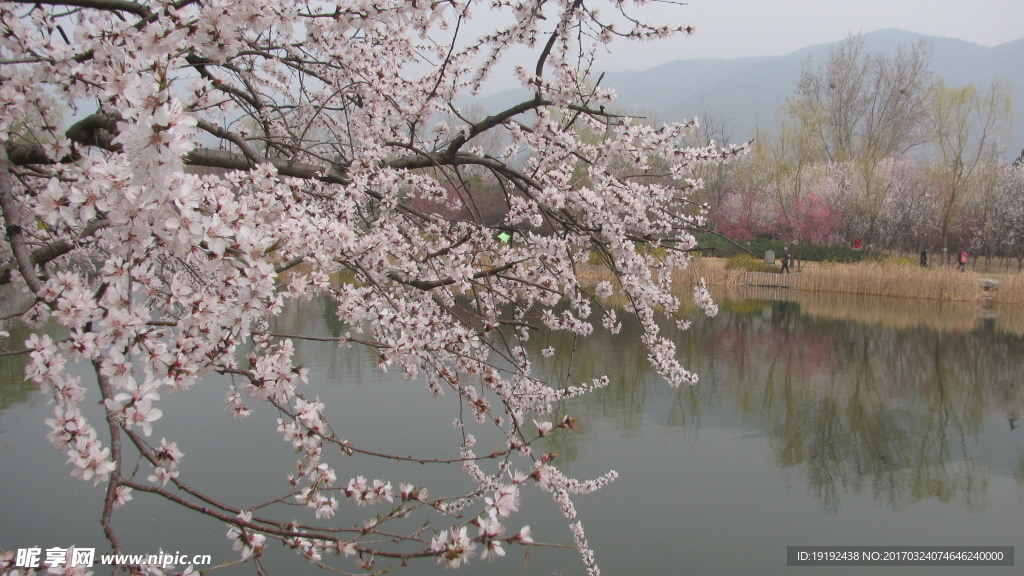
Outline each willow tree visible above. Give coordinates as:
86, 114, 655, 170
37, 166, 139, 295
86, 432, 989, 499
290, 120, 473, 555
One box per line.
790, 33, 933, 245
928, 77, 1012, 263
0, 1, 740, 574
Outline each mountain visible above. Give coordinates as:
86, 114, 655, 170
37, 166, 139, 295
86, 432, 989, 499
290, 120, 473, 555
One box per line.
468, 30, 1024, 160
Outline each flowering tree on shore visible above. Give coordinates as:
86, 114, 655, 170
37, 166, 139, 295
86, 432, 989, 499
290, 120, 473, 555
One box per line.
0, 1, 740, 574
986, 163, 1024, 270
711, 159, 843, 245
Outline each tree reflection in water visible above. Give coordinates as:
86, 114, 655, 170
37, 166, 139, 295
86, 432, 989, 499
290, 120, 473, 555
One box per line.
532, 289, 1024, 513
0, 322, 59, 415
2, 290, 1022, 521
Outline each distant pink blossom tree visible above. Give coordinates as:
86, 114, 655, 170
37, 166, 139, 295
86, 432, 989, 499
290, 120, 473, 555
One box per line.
713, 164, 842, 245
788, 194, 844, 246
712, 187, 776, 241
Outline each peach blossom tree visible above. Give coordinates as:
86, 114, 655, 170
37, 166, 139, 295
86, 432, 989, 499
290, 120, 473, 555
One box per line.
0, 1, 740, 574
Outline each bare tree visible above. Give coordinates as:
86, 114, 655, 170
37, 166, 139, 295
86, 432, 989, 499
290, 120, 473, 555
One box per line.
790, 34, 933, 244
928, 77, 1012, 262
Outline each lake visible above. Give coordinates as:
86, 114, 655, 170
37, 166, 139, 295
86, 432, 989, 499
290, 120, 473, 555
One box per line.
1, 289, 1022, 575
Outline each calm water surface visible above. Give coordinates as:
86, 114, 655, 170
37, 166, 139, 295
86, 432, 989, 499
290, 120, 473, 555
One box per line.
1, 290, 1022, 575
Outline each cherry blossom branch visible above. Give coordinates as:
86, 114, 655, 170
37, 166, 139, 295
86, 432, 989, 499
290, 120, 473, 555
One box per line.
3, 2, 726, 573
21, 0, 152, 18
92, 359, 126, 566
383, 259, 526, 291
0, 219, 108, 285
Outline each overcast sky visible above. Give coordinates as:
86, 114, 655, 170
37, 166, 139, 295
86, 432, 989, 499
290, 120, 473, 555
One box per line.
475, 0, 1020, 93
603, 0, 1019, 66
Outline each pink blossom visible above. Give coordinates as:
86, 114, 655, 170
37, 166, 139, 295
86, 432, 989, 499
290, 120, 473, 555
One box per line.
430, 527, 477, 568
1, 2, 733, 574
226, 511, 265, 560
476, 515, 506, 560
534, 420, 554, 437
485, 484, 520, 518
147, 466, 179, 486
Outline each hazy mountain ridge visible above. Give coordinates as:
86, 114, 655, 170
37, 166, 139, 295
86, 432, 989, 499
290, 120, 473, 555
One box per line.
468, 30, 1024, 159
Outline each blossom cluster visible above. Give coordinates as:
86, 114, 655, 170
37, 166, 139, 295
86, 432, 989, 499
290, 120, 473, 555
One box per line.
0, 0, 740, 573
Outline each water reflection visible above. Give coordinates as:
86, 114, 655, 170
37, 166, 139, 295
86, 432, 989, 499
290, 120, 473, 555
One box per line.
0, 323, 49, 414
1, 291, 1022, 575
533, 290, 1024, 513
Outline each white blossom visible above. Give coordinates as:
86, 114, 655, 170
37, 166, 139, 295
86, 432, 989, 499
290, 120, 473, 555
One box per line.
1, 1, 735, 574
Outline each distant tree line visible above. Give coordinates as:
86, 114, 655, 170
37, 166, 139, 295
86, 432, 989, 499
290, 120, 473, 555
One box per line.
690, 34, 1024, 269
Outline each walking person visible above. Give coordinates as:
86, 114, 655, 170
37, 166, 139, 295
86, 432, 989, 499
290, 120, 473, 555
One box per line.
958, 249, 968, 272
920, 248, 928, 268
781, 247, 791, 274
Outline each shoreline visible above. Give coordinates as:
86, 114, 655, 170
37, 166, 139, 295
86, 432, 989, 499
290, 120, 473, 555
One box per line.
578, 257, 1024, 305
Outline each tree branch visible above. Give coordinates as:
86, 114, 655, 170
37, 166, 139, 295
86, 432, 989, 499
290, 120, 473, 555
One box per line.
11, 0, 152, 18
0, 146, 44, 294
0, 219, 109, 286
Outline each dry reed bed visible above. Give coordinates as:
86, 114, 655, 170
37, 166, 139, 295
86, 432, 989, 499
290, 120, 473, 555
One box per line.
990, 273, 1024, 304
793, 263, 983, 301
671, 257, 749, 287
291, 254, 1024, 307
548, 258, 1024, 334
